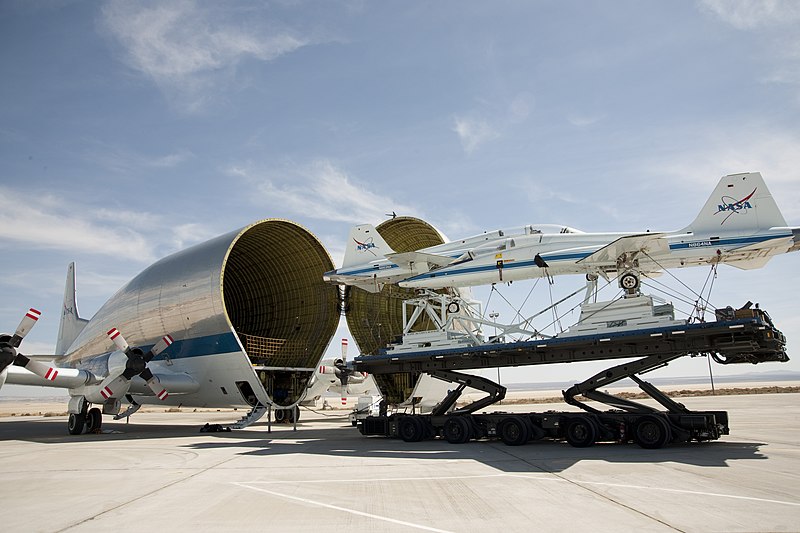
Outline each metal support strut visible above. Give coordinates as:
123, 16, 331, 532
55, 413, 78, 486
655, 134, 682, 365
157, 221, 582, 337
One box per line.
428, 369, 506, 416
562, 352, 691, 415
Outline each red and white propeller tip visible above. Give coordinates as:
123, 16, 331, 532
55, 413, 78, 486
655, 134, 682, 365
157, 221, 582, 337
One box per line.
148, 335, 174, 360
341, 338, 348, 361
12, 308, 41, 346
107, 327, 130, 352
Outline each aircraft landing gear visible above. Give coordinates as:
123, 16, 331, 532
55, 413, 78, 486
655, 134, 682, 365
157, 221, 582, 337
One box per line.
86, 407, 102, 433
619, 271, 640, 294
68, 412, 85, 435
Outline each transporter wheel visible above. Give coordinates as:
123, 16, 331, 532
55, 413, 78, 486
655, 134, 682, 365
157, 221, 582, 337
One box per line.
634, 415, 672, 449
443, 416, 471, 444
273, 409, 286, 423
564, 416, 597, 448
67, 413, 86, 435
286, 406, 300, 424
398, 416, 425, 442
85, 408, 102, 433
498, 416, 531, 446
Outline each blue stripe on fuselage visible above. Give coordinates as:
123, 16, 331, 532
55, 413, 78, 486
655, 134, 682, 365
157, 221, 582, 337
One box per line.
402, 232, 789, 283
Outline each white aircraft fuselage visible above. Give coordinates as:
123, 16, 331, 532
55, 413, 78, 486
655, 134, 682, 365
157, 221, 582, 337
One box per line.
324, 173, 799, 292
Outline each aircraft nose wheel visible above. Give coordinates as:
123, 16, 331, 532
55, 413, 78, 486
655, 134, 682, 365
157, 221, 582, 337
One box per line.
619, 272, 640, 292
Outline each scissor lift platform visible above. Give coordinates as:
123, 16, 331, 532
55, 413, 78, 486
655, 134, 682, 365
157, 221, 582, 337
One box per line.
354, 307, 788, 448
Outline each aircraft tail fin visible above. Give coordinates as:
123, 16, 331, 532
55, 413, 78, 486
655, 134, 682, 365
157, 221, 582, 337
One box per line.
680, 172, 788, 235
342, 224, 395, 267
55, 262, 89, 356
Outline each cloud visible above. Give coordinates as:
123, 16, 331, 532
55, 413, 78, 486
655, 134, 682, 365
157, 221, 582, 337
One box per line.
0, 188, 216, 262
640, 125, 800, 221
453, 92, 534, 153
453, 117, 500, 153
100, 0, 310, 112
698, 0, 800, 29
82, 141, 193, 174
231, 159, 420, 224
699, 0, 800, 103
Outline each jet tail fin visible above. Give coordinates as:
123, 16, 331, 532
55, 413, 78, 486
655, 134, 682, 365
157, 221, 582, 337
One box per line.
681, 172, 788, 235
55, 263, 89, 356
342, 224, 396, 267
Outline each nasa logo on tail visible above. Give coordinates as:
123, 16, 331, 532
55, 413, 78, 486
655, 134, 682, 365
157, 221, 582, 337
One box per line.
716, 188, 756, 224
354, 237, 378, 256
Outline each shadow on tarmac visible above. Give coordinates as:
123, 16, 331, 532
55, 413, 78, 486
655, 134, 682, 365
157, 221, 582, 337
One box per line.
0, 413, 768, 473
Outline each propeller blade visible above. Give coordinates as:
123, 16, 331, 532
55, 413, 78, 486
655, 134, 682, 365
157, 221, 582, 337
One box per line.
144, 335, 174, 362
11, 308, 41, 348
107, 328, 130, 353
15, 354, 59, 381
341, 338, 348, 362
98, 374, 130, 400
139, 367, 169, 400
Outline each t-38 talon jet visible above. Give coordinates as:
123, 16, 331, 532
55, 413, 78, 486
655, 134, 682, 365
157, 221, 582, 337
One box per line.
0, 220, 341, 434
324, 172, 799, 292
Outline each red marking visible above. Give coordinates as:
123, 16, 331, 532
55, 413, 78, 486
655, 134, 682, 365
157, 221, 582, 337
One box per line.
45, 368, 58, 381
101, 387, 113, 399
157, 389, 168, 400
739, 188, 757, 204
26, 309, 41, 321
342, 339, 348, 345
163, 335, 174, 345
107, 328, 120, 339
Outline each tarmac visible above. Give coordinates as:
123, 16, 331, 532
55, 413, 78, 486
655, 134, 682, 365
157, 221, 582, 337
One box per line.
0, 393, 798, 532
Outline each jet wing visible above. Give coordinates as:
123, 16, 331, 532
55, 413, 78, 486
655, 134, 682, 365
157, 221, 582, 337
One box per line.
577, 233, 669, 266
387, 251, 454, 269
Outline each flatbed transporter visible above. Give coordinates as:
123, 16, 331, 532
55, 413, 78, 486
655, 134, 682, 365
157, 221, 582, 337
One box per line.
353, 306, 788, 448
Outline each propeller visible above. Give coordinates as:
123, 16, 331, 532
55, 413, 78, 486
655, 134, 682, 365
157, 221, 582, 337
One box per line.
97, 328, 173, 401
334, 338, 350, 406
0, 308, 60, 380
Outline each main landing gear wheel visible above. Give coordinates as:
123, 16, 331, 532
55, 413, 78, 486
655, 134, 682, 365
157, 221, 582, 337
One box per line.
274, 406, 300, 424
564, 416, 597, 448
634, 414, 672, 449
86, 407, 102, 433
619, 272, 640, 291
68, 413, 85, 435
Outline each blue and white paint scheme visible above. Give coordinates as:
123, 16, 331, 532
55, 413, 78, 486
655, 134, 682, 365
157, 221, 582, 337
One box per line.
324, 173, 799, 292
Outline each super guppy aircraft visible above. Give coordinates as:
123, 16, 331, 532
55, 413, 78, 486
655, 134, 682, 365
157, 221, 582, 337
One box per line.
324, 173, 800, 293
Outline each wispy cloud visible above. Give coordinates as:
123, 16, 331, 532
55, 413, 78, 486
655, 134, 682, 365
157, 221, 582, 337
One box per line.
453, 92, 534, 153
641, 125, 800, 221
698, 0, 800, 29
100, 0, 310, 112
699, 0, 800, 104
82, 141, 193, 174
230, 159, 420, 224
453, 117, 500, 154
0, 188, 215, 262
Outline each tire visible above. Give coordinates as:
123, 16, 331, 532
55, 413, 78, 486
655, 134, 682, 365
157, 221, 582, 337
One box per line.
634, 415, 672, 449
443, 416, 471, 444
398, 416, 425, 442
620, 272, 639, 291
86, 407, 102, 433
498, 416, 531, 446
564, 416, 597, 448
286, 406, 300, 424
68, 413, 86, 435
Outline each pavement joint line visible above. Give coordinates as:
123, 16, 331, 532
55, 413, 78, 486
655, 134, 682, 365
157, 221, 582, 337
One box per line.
487, 443, 686, 532
507, 477, 800, 507
232, 482, 454, 533
53, 455, 240, 533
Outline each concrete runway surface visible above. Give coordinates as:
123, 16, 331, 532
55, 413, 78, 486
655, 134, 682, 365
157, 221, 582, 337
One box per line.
0, 394, 798, 532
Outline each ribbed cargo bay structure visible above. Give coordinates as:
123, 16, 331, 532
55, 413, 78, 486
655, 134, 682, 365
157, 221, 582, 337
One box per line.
344, 216, 448, 404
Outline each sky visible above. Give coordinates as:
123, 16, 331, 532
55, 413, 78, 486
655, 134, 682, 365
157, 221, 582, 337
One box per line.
2, 0, 800, 393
